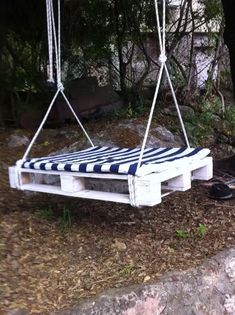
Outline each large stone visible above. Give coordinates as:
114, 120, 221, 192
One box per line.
5, 309, 27, 315
163, 105, 195, 120
23, 120, 186, 193
54, 77, 123, 121
153, 126, 184, 146
8, 135, 29, 148
55, 248, 235, 315
214, 154, 235, 176
118, 121, 183, 147
19, 78, 123, 129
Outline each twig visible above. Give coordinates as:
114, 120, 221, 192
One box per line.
92, 275, 117, 285
114, 221, 136, 225
204, 203, 235, 208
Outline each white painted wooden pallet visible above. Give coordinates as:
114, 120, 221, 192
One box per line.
9, 156, 213, 207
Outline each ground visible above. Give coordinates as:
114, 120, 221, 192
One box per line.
0, 118, 235, 314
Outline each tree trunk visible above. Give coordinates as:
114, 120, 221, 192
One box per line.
114, 0, 127, 98
221, 0, 235, 98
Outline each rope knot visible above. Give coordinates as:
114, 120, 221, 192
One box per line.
159, 54, 167, 64
47, 79, 56, 91
57, 82, 64, 91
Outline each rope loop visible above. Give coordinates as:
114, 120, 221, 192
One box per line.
137, 0, 190, 170
159, 53, 167, 64
46, 0, 63, 91
47, 78, 55, 84
57, 82, 64, 91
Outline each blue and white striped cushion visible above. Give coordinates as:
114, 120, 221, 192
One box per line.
16, 146, 210, 176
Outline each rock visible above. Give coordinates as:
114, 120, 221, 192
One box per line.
38, 120, 185, 192
5, 309, 28, 315
154, 126, 176, 142
225, 257, 235, 282
20, 110, 44, 129
8, 135, 29, 148
153, 126, 184, 146
55, 247, 235, 315
84, 137, 116, 148
118, 121, 183, 147
50, 120, 184, 157
55, 77, 124, 121
143, 275, 151, 283
49, 140, 87, 157
214, 154, 235, 175
163, 105, 195, 120
178, 105, 195, 119
202, 134, 217, 146
112, 239, 127, 251
224, 295, 235, 314
29, 120, 185, 194
0, 161, 8, 170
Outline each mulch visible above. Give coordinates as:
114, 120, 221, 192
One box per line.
0, 122, 235, 314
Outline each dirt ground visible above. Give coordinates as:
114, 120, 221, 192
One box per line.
0, 119, 235, 314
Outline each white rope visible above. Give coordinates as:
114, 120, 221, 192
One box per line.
154, 0, 163, 53
60, 90, 94, 147
137, 63, 164, 169
22, 90, 94, 160
50, 0, 62, 90
22, 89, 60, 160
162, 0, 166, 57
46, 0, 54, 83
128, 176, 138, 207
164, 64, 190, 147
57, 0, 62, 89
21, 0, 94, 160
137, 0, 190, 170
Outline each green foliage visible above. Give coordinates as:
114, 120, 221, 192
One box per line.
202, 97, 222, 113
123, 103, 134, 119
0, 284, 5, 296
35, 207, 55, 221
195, 224, 207, 237
224, 107, 235, 127
176, 224, 208, 239
176, 229, 190, 239
0, 0, 46, 94
0, 239, 5, 251
0, 0, 157, 107
35, 206, 73, 233
119, 265, 134, 276
113, 98, 148, 119
185, 118, 210, 146
185, 97, 222, 145
0, 0, 227, 125
202, 0, 223, 21
126, 103, 143, 119
58, 208, 73, 234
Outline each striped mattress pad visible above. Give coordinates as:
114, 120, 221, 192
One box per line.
16, 146, 210, 177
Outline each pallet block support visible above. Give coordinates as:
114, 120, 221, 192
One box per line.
130, 175, 162, 207
60, 175, 85, 193
166, 171, 191, 191
9, 166, 19, 189
8, 155, 213, 207
192, 157, 213, 181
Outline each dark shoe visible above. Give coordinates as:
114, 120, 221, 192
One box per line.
209, 183, 233, 200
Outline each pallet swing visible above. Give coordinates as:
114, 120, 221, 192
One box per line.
9, 0, 213, 207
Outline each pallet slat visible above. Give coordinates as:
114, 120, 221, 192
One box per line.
21, 183, 130, 204
9, 156, 213, 207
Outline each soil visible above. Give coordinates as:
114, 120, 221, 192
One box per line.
0, 118, 235, 314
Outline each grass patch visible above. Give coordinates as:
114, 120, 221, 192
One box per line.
176, 224, 207, 239
35, 206, 73, 234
